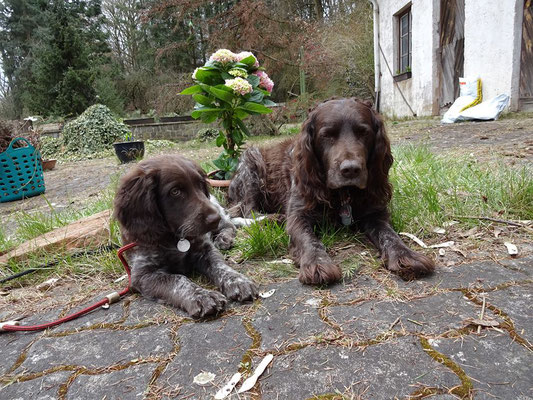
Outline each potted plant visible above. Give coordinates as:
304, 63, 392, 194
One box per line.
180, 49, 275, 183
113, 131, 145, 164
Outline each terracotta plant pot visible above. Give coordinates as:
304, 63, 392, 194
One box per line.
41, 159, 57, 171
113, 141, 145, 164
206, 170, 231, 188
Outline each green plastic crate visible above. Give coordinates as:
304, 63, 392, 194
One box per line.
0, 137, 45, 203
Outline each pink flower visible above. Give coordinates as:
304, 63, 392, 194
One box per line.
254, 70, 274, 93
225, 77, 253, 96
209, 49, 237, 64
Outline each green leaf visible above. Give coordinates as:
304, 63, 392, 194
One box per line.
239, 102, 273, 114
215, 131, 226, 146
263, 99, 277, 107
180, 85, 203, 95
191, 108, 221, 119
193, 94, 213, 106
248, 90, 264, 103
213, 157, 226, 170
235, 119, 250, 136
235, 109, 249, 119
201, 84, 235, 104
239, 55, 257, 66
200, 112, 218, 123
221, 72, 233, 80
231, 129, 243, 145
214, 84, 233, 92
247, 75, 260, 87
195, 69, 224, 85
222, 118, 232, 130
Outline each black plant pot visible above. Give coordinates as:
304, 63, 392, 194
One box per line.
113, 141, 145, 163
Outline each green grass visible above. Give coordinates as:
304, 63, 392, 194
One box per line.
389, 144, 533, 235
0, 175, 121, 262
237, 216, 289, 260
0, 227, 15, 254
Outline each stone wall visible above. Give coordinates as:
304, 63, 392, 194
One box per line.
128, 120, 211, 141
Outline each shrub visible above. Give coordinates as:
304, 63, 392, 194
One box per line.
61, 104, 131, 156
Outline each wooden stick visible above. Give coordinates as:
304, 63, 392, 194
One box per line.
478, 295, 486, 334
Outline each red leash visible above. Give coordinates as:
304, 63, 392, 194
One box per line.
0, 243, 137, 333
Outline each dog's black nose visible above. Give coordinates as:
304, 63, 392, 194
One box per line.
340, 160, 362, 178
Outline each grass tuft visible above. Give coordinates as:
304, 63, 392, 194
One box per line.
238, 217, 289, 260
390, 145, 533, 235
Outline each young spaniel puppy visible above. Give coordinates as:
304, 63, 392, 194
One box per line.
114, 154, 257, 318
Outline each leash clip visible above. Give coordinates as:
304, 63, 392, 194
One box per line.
105, 292, 120, 305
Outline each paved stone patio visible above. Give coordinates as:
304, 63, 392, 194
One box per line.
0, 256, 531, 399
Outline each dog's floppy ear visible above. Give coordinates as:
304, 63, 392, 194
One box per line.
189, 159, 210, 197
292, 110, 329, 208
366, 108, 393, 203
114, 166, 165, 242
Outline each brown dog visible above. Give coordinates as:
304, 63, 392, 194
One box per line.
228, 98, 435, 284
114, 154, 257, 317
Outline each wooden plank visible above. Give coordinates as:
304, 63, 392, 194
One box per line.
520, 0, 533, 101
0, 209, 112, 265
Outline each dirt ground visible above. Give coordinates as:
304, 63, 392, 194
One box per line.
389, 115, 533, 164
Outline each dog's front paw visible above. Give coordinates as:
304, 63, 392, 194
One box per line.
183, 289, 227, 318
220, 274, 257, 302
385, 247, 435, 280
214, 229, 235, 250
298, 254, 342, 285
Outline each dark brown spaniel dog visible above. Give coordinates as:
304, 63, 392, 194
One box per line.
228, 98, 435, 285
114, 154, 257, 318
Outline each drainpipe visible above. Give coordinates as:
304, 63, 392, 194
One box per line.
368, 0, 381, 112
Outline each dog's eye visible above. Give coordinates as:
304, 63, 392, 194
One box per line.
170, 188, 181, 197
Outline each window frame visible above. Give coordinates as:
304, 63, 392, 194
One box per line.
396, 6, 412, 75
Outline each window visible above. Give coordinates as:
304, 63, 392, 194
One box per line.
397, 7, 412, 74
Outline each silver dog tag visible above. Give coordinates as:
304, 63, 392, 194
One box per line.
177, 239, 190, 252
340, 204, 353, 226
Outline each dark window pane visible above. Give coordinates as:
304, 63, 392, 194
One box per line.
401, 36, 409, 55
401, 14, 409, 33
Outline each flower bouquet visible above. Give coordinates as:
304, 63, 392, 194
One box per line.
180, 49, 275, 180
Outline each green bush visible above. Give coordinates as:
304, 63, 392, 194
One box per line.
61, 104, 130, 156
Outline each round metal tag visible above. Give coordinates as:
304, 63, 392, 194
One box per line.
177, 239, 191, 252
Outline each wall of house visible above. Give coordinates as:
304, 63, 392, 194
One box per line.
378, 0, 440, 118
463, 0, 523, 111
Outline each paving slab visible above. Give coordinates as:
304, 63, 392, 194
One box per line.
67, 363, 156, 400
0, 371, 70, 400
252, 279, 332, 351
328, 274, 384, 303
15, 324, 174, 374
328, 291, 485, 339
481, 283, 533, 345
430, 332, 533, 399
395, 258, 531, 292
124, 296, 178, 326
260, 336, 460, 399
158, 316, 252, 399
